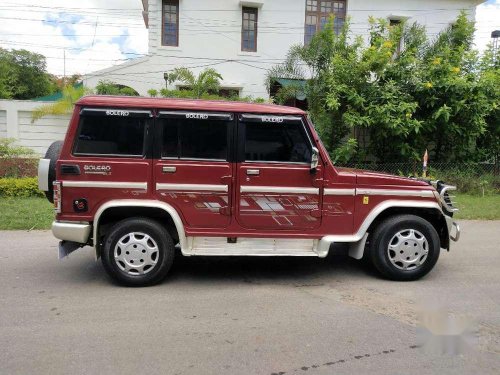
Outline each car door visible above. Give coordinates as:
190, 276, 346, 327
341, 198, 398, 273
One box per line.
153, 111, 234, 229
235, 114, 323, 231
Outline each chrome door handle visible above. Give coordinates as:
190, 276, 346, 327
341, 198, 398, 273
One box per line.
162, 166, 177, 173
246, 169, 260, 176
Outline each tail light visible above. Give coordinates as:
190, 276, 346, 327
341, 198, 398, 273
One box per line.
53, 181, 62, 213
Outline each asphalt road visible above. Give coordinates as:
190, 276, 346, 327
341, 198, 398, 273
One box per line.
0, 220, 499, 375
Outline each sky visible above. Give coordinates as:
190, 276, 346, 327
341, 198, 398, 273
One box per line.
0, 0, 498, 77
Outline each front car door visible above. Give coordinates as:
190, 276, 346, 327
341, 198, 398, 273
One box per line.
153, 111, 234, 229
235, 114, 323, 231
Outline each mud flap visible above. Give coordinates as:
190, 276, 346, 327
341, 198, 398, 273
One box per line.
58, 241, 81, 259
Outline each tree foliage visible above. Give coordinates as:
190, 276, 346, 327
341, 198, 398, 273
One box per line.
0, 48, 56, 100
31, 85, 88, 123
165, 67, 223, 98
268, 13, 499, 163
95, 80, 139, 96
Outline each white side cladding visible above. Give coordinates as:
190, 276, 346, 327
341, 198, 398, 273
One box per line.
83, 0, 480, 98
0, 99, 71, 155
0, 110, 6, 138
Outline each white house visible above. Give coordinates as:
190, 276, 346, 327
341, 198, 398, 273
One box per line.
83, 0, 485, 99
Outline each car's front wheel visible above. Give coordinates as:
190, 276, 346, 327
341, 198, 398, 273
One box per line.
369, 214, 440, 281
101, 217, 174, 286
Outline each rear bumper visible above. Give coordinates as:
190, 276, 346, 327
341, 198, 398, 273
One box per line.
52, 221, 91, 244
444, 215, 460, 242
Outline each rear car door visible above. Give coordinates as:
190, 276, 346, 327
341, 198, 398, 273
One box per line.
235, 114, 323, 231
153, 111, 234, 229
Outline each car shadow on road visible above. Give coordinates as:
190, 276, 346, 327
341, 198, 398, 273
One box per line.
166, 245, 379, 286
60, 245, 380, 287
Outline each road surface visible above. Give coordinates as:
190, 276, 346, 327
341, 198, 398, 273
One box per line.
0, 220, 499, 374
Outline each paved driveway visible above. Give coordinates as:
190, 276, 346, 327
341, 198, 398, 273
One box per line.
0, 221, 499, 375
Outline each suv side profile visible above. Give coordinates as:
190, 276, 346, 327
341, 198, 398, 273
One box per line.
38, 96, 460, 286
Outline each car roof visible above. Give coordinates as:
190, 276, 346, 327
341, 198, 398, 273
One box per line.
76, 95, 306, 115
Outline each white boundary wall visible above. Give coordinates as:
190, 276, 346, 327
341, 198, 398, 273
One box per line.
0, 99, 71, 155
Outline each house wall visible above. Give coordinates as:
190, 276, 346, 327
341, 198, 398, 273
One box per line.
0, 100, 71, 155
83, 0, 479, 99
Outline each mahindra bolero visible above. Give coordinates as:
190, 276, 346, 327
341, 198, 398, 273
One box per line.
38, 96, 460, 286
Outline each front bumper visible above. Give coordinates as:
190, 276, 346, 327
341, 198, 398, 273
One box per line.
444, 215, 460, 242
52, 221, 91, 244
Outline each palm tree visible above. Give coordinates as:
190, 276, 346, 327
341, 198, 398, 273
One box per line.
31, 84, 87, 123
165, 67, 223, 98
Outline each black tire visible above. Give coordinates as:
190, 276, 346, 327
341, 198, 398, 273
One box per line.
368, 214, 440, 281
43, 140, 63, 203
101, 217, 174, 287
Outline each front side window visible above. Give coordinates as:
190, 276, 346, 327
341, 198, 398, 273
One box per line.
161, 116, 229, 160
74, 114, 146, 157
242, 7, 258, 52
244, 121, 312, 163
162, 0, 179, 46
305, 0, 346, 44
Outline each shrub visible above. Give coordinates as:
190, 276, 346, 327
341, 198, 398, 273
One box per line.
0, 157, 38, 178
0, 177, 44, 197
0, 139, 37, 178
0, 138, 34, 158
428, 168, 500, 195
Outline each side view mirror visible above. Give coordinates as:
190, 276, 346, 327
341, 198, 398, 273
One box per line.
310, 147, 319, 174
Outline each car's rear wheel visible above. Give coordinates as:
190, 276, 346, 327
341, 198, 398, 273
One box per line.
101, 217, 174, 286
369, 214, 440, 281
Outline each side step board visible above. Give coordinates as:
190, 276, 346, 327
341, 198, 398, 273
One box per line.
183, 237, 322, 257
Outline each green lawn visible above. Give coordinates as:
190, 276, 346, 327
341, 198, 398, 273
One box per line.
0, 197, 54, 230
0, 194, 498, 230
454, 194, 500, 220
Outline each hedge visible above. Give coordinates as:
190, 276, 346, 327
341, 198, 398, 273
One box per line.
0, 177, 45, 198
0, 158, 38, 178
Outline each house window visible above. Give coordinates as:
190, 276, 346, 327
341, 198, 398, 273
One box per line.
305, 0, 346, 44
242, 7, 258, 52
162, 0, 179, 46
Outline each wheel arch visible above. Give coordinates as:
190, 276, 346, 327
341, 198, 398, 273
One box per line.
93, 200, 186, 259
319, 200, 448, 257
365, 205, 449, 252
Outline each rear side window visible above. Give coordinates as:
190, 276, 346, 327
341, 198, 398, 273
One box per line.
243, 116, 312, 163
74, 109, 149, 157
160, 112, 231, 160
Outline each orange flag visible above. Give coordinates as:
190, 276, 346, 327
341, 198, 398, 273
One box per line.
423, 149, 429, 177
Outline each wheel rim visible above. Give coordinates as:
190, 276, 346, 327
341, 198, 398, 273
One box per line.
387, 229, 429, 271
114, 232, 159, 276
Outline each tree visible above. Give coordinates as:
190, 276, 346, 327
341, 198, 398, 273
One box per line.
165, 68, 223, 98
0, 48, 56, 99
268, 13, 497, 164
476, 45, 500, 168
95, 80, 139, 96
31, 85, 87, 122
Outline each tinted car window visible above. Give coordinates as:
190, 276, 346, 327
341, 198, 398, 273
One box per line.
244, 122, 311, 163
161, 118, 229, 160
74, 115, 146, 156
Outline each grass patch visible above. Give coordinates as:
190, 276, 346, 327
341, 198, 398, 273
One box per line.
454, 193, 500, 220
0, 197, 54, 230
0, 194, 498, 231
